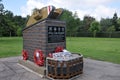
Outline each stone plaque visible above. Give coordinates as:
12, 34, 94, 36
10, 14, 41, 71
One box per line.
48, 26, 65, 43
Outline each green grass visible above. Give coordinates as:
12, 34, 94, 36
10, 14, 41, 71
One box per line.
0, 37, 120, 64
67, 37, 120, 64
0, 37, 22, 58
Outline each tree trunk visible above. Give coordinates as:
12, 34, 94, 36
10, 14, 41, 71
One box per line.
9, 31, 11, 37
93, 30, 97, 38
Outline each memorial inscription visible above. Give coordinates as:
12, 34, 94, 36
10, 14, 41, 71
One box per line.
48, 26, 65, 43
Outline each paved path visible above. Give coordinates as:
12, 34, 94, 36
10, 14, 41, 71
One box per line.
0, 56, 120, 80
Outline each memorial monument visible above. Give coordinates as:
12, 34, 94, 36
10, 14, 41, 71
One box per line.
19, 5, 83, 79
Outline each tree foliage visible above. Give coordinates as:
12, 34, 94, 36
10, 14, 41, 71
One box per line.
89, 21, 101, 37
100, 18, 112, 32
117, 18, 120, 31
17, 27, 22, 36
112, 13, 119, 31
60, 10, 120, 37
60, 9, 81, 36
107, 25, 115, 38
0, 10, 26, 36
83, 15, 95, 31
0, 0, 26, 37
0, 1, 120, 37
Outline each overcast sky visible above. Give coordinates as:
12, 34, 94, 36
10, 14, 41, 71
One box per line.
2, 0, 120, 20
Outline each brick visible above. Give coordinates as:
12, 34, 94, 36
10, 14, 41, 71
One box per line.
23, 19, 66, 62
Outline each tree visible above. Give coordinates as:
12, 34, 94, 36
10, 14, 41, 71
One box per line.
82, 15, 95, 32
13, 15, 26, 28
100, 18, 113, 32
0, 0, 4, 13
89, 21, 101, 37
107, 25, 115, 38
17, 27, 22, 36
60, 9, 81, 36
0, 0, 27, 37
117, 18, 120, 31
0, 0, 4, 16
112, 12, 119, 31
0, 0, 4, 37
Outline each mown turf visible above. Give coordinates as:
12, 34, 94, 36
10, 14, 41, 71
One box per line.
0, 37, 120, 64
67, 37, 120, 64
0, 37, 22, 58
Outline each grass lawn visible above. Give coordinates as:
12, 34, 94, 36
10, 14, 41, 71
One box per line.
0, 37, 22, 58
67, 37, 120, 64
0, 37, 120, 64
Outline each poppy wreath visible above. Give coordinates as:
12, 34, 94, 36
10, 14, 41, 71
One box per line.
55, 46, 63, 53
34, 49, 44, 66
22, 50, 28, 60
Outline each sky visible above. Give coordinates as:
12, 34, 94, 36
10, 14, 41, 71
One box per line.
2, 0, 120, 21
